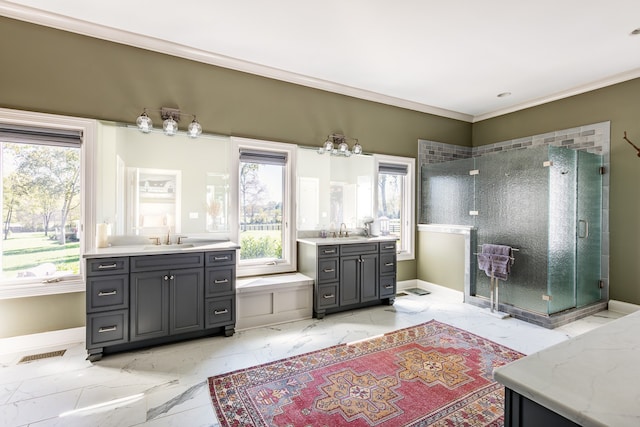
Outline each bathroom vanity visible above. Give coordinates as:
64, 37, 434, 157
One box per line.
297, 236, 397, 319
84, 241, 239, 361
494, 310, 640, 426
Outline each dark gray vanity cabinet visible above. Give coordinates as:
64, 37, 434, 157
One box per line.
130, 253, 205, 341
85, 250, 236, 361
379, 241, 397, 301
86, 257, 130, 361
204, 250, 236, 336
298, 240, 396, 319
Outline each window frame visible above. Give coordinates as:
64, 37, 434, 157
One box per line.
230, 136, 296, 277
0, 108, 96, 299
375, 154, 415, 261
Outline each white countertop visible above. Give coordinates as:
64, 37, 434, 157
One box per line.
494, 310, 640, 427
297, 235, 398, 246
83, 240, 240, 258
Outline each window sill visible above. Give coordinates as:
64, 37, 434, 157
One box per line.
0, 280, 85, 300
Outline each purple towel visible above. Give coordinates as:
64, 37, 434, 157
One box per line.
478, 244, 512, 281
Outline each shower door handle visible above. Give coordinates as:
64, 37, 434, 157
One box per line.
578, 219, 589, 238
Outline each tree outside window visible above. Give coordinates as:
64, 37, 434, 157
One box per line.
2, 141, 81, 281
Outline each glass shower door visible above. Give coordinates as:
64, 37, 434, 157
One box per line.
576, 150, 602, 306
474, 147, 550, 314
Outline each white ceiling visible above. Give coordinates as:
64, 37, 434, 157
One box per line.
2, 0, 640, 122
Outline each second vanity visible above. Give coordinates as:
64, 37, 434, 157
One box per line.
297, 236, 398, 319
83, 241, 239, 361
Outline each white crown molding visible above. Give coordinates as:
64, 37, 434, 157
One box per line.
0, 2, 473, 122
472, 68, 640, 123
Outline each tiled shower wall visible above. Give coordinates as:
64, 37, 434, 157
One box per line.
418, 122, 611, 324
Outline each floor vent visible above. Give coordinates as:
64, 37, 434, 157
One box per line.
396, 291, 409, 297
405, 288, 431, 296
18, 349, 66, 364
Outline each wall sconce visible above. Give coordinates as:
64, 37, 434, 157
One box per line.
135, 107, 202, 138
318, 133, 362, 157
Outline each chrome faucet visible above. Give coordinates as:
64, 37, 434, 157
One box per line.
339, 223, 348, 238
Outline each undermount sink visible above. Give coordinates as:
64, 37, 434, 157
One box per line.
143, 243, 195, 250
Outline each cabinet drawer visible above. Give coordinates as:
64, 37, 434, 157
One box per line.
317, 258, 339, 283
379, 241, 397, 253
317, 284, 339, 309
86, 257, 129, 276
380, 253, 396, 274
131, 253, 204, 272
340, 242, 378, 256
205, 251, 236, 266
87, 310, 129, 347
205, 266, 235, 296
205, 296, 235, 327
380, 275, 396, 298
318, 245, 339, 257
87, 274, 129, 312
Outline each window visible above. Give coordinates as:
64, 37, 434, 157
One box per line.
0, 108, 95, 298
376, 155, 415, 261
231, 137, 296, 276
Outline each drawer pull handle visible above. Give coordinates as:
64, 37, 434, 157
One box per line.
98, 290, 117, 296
322, 249, 336, 254
323, 294, 335, 299
214, 256, 230, 261
98, 325, 117, 333
97, 263, 118, 270
384, 245, 395, 249
322, 268, 335, 273
385, 262, 394, 267
214, 309, 229, 315
385, 285, 393, 289
214, 279, 229, 284
164, 275, 169, 280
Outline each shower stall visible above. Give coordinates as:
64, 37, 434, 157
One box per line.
421, 144, 605, 319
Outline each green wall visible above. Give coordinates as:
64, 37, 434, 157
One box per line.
0, 17, 471, 338
417, 231, 465, 292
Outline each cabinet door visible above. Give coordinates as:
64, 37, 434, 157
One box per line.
340, 256, 360, 306
170, 268, 204, 335
360, 254, 379, 302
130, 271, 169, 341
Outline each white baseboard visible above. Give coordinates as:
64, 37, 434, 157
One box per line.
608, 299, 640, 315
0, 327, 85, 355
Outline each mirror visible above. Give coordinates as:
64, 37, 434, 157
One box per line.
296, 147, 374, 232
96, 122, 231, 238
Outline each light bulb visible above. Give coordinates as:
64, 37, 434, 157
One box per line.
163, 117, 178, 136
187, 118, 202, 138
136, 111, 153, 133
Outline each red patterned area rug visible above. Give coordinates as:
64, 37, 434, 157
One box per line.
208, 320, 523, 426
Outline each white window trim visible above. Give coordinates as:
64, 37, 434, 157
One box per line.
374, 154, 415, 261
0, 108, 96, 300
230, 136, 297, 277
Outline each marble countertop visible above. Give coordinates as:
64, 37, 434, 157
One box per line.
494, 309, 640, 427
297, 235, 398, 246
83, 240, 240, 258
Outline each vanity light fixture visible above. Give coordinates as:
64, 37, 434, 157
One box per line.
135, 107, 203, 138
318, 133, 362, 157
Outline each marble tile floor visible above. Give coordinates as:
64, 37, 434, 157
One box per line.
0, 283, 625, 427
